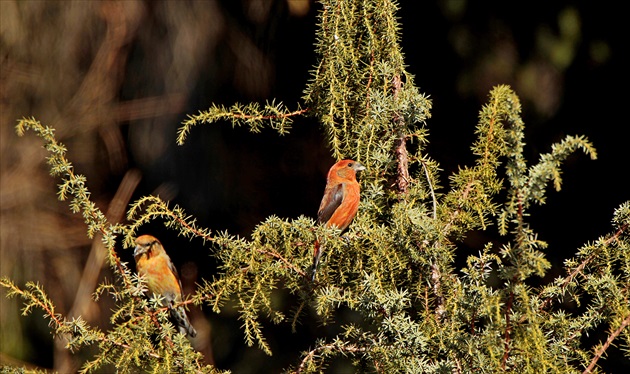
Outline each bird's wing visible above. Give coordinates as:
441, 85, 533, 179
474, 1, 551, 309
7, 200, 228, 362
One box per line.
317, 182, 344, 224
164, 254, 185, 301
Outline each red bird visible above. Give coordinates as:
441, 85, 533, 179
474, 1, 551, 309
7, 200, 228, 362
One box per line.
134, 234, 197, 337
312, 159, 366, 281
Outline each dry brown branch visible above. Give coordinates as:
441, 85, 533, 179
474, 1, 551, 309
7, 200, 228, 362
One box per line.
68, 169, 141, 321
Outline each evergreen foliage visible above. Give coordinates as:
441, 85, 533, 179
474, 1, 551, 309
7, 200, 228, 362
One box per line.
3, 0, 629, 373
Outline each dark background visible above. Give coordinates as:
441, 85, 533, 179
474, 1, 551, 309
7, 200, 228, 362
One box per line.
1, 0, 627, 372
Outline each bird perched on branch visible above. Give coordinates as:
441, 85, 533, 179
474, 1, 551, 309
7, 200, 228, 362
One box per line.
312, 159, 366, 281
134, 234, 197, 337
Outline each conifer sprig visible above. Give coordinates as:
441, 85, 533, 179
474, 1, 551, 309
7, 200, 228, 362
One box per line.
177, 101, 307, 145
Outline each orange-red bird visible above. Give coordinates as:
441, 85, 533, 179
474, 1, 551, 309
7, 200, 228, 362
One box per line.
134, 235, 197, 337
312, 159, 366, 281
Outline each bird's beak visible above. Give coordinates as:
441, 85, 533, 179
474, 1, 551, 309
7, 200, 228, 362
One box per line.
353, 162, 366, 172
133, 245, 145, 257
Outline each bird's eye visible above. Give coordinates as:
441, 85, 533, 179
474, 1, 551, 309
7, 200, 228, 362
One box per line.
348, 162, 353, 167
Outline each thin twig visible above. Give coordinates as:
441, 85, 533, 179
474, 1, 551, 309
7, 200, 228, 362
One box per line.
533, 223, 629, 319
297, 342, 367, 373
257, 247, 307, 278
583, 314, 630, 373
420, 156, 437, 219
501, 289, 515, 370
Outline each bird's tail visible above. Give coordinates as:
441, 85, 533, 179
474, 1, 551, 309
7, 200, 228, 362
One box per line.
169, 305, 197, 337
311, 239, 323, 281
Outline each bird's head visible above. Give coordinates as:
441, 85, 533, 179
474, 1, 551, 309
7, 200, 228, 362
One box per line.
134, 234, 160, 258
331, 159, 366, 179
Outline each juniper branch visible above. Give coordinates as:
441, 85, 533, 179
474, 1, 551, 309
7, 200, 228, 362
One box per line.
15, 117, 133, 287
0, 278, 164, 360
535, 222, 629, 317
177, 101, 307, 145
583, 314, 630, 374
297, 341, 368, 373
125, 195, 215, 247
